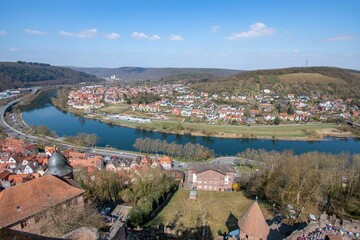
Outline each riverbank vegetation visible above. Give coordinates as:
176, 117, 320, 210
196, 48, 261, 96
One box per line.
235, 149, 360, 221
133, 138, 214, 161
31, 125, 57, 138
63, 133, 99, 147
51, 87, 73, 109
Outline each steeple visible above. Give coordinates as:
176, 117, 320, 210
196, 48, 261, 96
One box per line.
238, 199, 269, 240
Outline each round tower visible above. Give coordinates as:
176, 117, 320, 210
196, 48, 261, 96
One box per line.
45, 149, 73, 179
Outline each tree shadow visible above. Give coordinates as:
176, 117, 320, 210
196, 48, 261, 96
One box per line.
268, 222, 297, 240
225, 211, 239, 233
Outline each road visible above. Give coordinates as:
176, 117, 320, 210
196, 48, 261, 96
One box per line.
0, 88, 140, 159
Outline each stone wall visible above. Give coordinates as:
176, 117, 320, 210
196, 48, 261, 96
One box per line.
286, 213, 360, 240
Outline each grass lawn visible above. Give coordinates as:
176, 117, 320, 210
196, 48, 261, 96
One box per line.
137, 121, 338, 139
98, 104, 130, 114
103, 114, 339, 139
147, 188, 271, 235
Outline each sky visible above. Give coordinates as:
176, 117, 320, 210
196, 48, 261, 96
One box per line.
0, 0, 359, 70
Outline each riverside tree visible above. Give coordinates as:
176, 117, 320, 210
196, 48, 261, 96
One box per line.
133, 137, 214, 161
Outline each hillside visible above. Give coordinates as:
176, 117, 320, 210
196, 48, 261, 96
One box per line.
71, 66, 241, 82
191, 67, 360, 99
0, 62, 101, 91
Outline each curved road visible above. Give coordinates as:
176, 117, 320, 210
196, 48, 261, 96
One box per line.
0, 88, 136, 158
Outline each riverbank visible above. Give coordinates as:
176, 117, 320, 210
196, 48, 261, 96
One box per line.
51, 98, 355, 141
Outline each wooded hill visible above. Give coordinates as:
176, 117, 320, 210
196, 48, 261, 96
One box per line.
0, 61, 101, 91
191, 67, 360, 100
71, 66, 241, 82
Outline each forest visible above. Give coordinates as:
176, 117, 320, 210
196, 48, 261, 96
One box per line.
236, 149, 360, 221
0, 61, 100, 91
191, 66, 360, 101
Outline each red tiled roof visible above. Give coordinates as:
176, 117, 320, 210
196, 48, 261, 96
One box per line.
159, 156, 171, 164
0, 175, 84, 227
238, 201, 269, 240
0, 228, 64, 240
0, 170, 10, 180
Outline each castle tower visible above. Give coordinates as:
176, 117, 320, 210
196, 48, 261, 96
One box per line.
238, 199, 269, 240
45, 149, 74, 179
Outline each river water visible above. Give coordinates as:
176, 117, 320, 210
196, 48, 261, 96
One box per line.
21, 91, 360, 155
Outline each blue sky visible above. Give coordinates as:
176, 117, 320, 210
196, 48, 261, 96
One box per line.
0, 0, 359, 69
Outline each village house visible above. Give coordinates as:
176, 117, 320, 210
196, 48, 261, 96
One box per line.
159, 156, 172, 170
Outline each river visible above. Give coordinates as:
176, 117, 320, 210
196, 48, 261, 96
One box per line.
21, 91, 360, 155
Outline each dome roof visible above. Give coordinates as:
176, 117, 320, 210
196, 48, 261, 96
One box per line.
45, 150, 73, 177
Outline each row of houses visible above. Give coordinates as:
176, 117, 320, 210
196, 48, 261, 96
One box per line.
0, 139, 105, 187
105, 155, 172, 172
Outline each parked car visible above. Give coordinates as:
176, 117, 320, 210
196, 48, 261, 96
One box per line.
101, 207, 111, 215
272, 214, 283, 224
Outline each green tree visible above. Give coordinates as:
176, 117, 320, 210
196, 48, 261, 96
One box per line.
273, 117, 280, 125
287, 106, 294, 115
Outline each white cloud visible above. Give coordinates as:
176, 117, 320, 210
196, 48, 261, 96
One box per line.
149, 34, 161, 41
292, 49, 300, 53
131, 32, 149, 39
211, 25, 220, 33
59, 28, 98, 38
78, 28, 98, 38
169, 34, 184, 41
227, 22, 275, 40
8, 48, 22, 51
0, 30, 7, 35
24, 29, 47, 35
325, 35, 355, 41
106, 32, 121, 39
59, 31, 75, 37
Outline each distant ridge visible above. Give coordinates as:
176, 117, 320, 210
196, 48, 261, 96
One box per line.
70, 66, 242, 82
0, 61, 101, 91
190, 66, 360, 98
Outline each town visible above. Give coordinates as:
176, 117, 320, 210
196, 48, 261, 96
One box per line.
1, 0, 360, 239
67, 83, 359, 128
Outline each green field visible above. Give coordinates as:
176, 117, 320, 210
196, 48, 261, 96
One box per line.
98, 104, 130, 114
111, 119, 339, 139
147, 188, 270, 235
